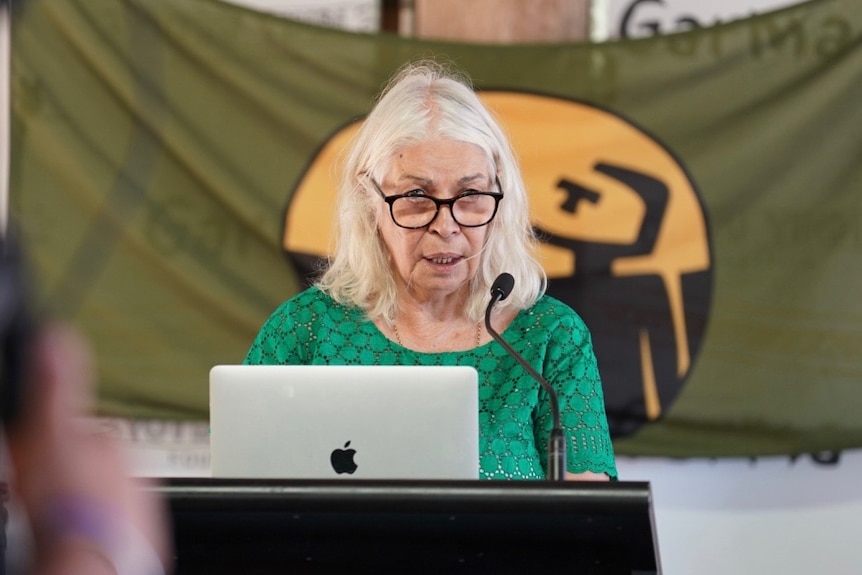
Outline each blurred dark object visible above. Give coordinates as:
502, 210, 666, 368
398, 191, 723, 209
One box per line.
2, 0, 28, 11
0, 227, 36, 429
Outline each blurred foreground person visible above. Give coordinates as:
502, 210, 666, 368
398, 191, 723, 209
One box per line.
4, 325, 171, 575
2, 0, 169, 569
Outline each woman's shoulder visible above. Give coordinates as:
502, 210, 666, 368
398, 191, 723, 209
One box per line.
517, 294, 586, 327
509, 294, 594, 347
273, 285, 363, 321
268, 285, 320, 312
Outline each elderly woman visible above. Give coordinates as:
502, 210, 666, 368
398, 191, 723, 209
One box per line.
245, 61, 617, 481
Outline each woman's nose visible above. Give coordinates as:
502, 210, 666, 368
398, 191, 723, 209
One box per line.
427, 204, 459, 236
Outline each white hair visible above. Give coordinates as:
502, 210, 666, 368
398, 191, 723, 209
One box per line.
317, 59, 546, 322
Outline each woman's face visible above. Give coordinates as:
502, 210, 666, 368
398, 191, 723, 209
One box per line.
376, 137, 495, 304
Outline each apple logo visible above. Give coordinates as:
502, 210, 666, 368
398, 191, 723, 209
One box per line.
330, 441, 358, 474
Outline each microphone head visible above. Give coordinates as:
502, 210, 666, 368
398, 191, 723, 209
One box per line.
490, 273, 515, 301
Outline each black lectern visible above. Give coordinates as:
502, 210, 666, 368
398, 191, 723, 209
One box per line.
153, 478, 661, 575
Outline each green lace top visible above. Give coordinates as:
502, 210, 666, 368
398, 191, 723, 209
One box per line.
244, 287, 617, 480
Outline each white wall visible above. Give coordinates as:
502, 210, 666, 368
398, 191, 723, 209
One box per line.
219, 0, 379, 32
618, 451, 862, 574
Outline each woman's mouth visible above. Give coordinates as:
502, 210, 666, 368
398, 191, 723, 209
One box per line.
430, 256, 455, 264
425, 254, 462, 268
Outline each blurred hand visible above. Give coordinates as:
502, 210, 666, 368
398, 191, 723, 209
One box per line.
5, 324, 172, 575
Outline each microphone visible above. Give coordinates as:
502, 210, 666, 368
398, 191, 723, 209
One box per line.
484, 273, 566, 481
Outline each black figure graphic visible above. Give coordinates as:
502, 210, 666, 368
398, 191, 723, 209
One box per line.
538, 161, 709, 438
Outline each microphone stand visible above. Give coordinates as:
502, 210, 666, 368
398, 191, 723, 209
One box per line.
484, 280, 566, 481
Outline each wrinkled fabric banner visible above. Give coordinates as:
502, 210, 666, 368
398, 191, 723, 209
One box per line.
10, 0, 862, 457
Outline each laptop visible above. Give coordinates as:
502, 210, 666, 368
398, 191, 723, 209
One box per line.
209, 365, 479, 480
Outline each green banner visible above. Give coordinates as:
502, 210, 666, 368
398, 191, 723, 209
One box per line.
10, 0, 862, 457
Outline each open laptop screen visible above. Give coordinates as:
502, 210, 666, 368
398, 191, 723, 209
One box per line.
209, 365, 479, 480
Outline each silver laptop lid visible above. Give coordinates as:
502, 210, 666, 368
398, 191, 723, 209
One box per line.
209, 365, 479, 480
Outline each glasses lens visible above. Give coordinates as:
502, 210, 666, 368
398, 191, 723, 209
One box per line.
389, 193, 500, 228
390, 196, 438, 228
452, 193, 498, 226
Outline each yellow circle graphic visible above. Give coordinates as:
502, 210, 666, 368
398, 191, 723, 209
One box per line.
284, 92, 713, 438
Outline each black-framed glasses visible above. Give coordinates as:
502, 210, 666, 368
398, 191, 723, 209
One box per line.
368, 176, 504, 229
